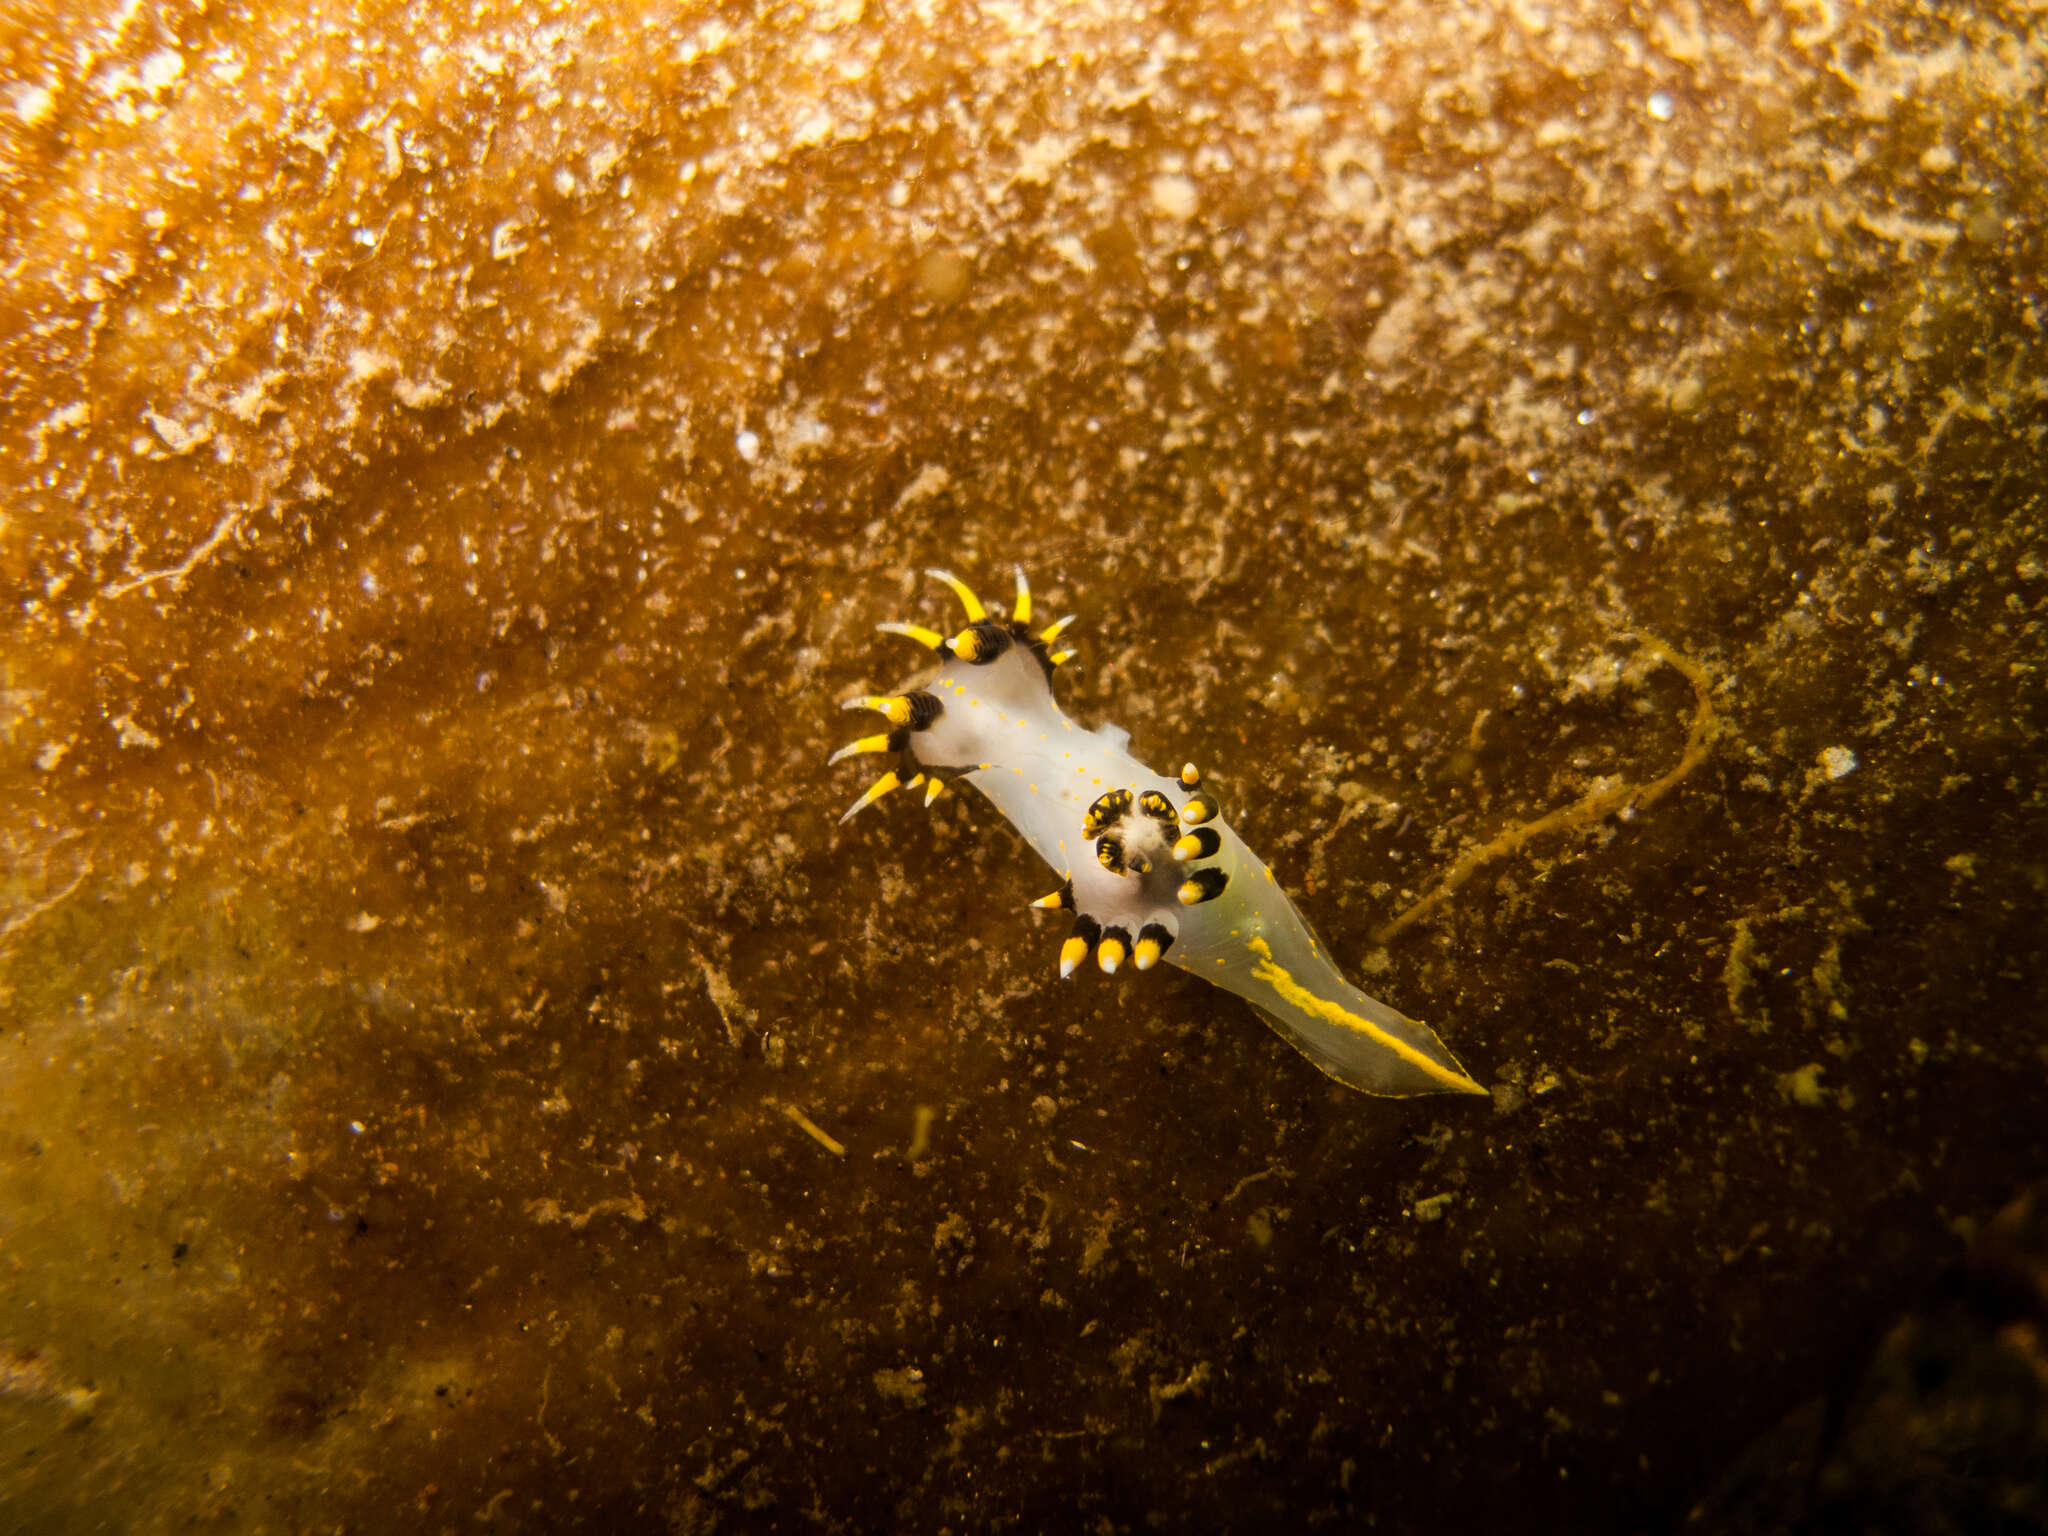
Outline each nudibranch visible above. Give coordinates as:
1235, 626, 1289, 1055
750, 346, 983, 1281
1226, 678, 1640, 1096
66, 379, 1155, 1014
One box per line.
832, 568, 1486, 1099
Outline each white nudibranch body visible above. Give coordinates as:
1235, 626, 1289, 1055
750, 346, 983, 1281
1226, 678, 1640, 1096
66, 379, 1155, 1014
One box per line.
833, 567, 1486, 1099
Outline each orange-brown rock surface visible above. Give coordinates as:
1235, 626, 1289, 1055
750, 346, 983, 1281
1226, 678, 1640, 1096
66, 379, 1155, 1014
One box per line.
3, 0, 2044, 1529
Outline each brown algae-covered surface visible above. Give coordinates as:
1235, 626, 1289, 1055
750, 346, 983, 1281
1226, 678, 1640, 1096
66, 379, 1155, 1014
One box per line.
2, 0, 2045, 1529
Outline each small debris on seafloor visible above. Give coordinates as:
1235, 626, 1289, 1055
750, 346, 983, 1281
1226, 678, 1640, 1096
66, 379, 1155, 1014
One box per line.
778, 1101, 846, 1157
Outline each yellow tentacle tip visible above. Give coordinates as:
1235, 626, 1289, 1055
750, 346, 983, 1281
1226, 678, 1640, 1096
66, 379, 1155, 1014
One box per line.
1132, 936, 1162, 971
923, 776, 947, 806
1011, 566, 1032, 624
1058, 936, 1089, 978
1096, 935, 1127, 975
839, 771, 902, 824
1049, 648, 1075, 668
926, 568, 988, 623
878, 621, 946, 651
1039, 614, 1076, 643
828, 733, 895, 765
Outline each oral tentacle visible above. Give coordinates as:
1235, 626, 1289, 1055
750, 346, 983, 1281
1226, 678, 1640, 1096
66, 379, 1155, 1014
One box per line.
926, 567, 988, 623
878, 620, 946, 651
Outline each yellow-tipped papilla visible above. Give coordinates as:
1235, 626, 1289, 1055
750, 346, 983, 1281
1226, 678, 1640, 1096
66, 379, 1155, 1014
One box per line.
1059, 914, 1102, 979
1029, 886, 1073, 911
926, 568, 988, 623
1096, 929, 1129, 974
1049, 648, 1075, 668
1179, 762, 1202, 789
829, 733, 897, 765
843, 694, 915, 727
1172, 826, 1220, 861
1039, 614, 1076, 643
878, 621, 946, 650
1182, 792, 1217, 825
839, 771, 903, 823
1177, 867, 1228, 905
923, 776, 947, 806
1133, 921, 1175, 971
1011, 566, 1032, 624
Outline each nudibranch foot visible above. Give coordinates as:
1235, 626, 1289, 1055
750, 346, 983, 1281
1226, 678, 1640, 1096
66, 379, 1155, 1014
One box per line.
832, 566, 1486, 1100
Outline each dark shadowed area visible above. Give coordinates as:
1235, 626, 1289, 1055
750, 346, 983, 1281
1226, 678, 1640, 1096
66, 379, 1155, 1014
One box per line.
2, 0, 2044, 1530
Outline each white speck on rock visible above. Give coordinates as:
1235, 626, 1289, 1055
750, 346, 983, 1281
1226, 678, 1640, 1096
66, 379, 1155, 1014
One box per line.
110, 714, 161, 750
393, 376, 449, 409
1564, 651, 1624, 701
348, 348, 396, 383
140, 50, 184, 93
1049, 233, 1095, 273
9, 82, 54, 125
1149, 173, 1197, 219
144, 411, 214, 455
1818, 745, 1857, 780
734, 428, 761, 462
